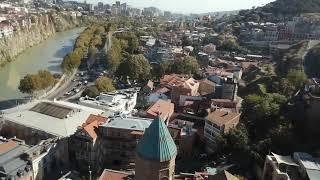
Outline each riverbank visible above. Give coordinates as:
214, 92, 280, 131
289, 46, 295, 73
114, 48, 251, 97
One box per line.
0, 11, 95, 67
0, 27, 84, 105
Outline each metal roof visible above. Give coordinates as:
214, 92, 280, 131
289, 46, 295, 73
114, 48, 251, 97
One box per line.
101, 116, 152, 131
30, 102, 75, 119
2, 100, 104, 137
0, 140, 30, 177
136, 116, 177, 162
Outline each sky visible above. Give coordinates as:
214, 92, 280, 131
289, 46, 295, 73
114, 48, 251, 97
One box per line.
84, 0, 276, 14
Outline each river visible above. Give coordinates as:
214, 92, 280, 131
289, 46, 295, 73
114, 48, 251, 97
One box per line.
0, 27, 84, 107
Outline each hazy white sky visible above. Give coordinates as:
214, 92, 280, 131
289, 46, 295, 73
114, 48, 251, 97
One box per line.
84, 0, 275, 13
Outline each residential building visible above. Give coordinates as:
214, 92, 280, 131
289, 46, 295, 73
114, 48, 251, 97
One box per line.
168, 119, 197, 157
98, 116, 152, 169
79, 88, 138, 114
161, 74, 199, 104
199, 79, 216, 96
198, 52, 210, 67
99, 169, 134, 180
0, 100, 104, 177
262, 152, 300, 180
293, 152, 320, 180
0, 22, 13, 38
211, 99, 241, 113
146, 99, 175, 125
203, 43, 216, 55
221, 77, 238, 101
0, 137, 65, 180
135, 115, 177, 180
0, 138, 33, 179
69, 115, 108, 172
204, 109, 240, 153
141, 80, 154, 94
147, 87, 170, 103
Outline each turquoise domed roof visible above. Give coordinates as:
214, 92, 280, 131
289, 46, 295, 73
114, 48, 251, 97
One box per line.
136, 115, 177, 162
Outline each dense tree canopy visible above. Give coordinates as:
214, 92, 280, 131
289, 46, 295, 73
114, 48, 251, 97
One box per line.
117, 54, 151, 81
65, 24, 108, 73
106, 37, 123, 73
95, 76, 115, 93
61, 52, 81, 73
115, 32, 139, 54
172, 56, 200, 75
262, 0, 320, 15
82, 85, 100, 98
18, 70, 55, 95
242, 93, 287, 139
305, 45, 320, 77
286, 69, 307, 89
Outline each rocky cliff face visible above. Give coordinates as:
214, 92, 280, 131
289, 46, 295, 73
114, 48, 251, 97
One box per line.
0, 12, 89, 66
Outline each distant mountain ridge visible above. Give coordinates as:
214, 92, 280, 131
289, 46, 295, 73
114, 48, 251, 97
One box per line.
262, 0, 320, 15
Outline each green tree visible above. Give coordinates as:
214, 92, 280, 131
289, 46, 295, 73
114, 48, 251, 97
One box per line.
216, 124, 251, 167
242, 93, 287, 139
286, 69, 307, 89
106, 38, 123, 73
172, 56, 199, 74
82, 85, 100, 98
181, 36, 192, 47
126, 33, 139, 53
19, 74, 44, 94
38, 70, 55, 89
150, 60, 174, 79
306, 45, 320, 77
18, 70, 56, 95
221, 39, 240, 51
62, 52, 81, 73
117, 54, 151, 81
95, 76, 115, 93
115, 32, 139, 53
213, 35, 225, 47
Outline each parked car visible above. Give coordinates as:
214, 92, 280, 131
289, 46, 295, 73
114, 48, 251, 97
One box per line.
64, 91, 72, 96
74, 88, 80, 93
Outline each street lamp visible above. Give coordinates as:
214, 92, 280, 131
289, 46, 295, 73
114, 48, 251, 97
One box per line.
88, 165, 92, 180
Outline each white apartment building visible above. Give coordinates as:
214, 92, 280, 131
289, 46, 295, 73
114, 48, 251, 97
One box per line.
79, 88, 138, 114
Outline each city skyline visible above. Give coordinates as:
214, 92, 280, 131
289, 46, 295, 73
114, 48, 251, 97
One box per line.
84, 0, 276, 14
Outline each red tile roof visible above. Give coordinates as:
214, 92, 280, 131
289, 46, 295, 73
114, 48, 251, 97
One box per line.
81, 114, 108, 140
83, 114, 107, 127
0, 140, 18, 154
208, 170, 239, 180
83, 120, 99, 140
207, 110, 240, 127
146, 99, 174, 120
146, 80, 154, 89
99, 169, 133, 180
155, 87, 170, 94
211, 99, 238, 108
161, 74, 190, 87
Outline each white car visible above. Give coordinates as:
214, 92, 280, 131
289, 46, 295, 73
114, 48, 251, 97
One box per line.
74, 88, 80, 93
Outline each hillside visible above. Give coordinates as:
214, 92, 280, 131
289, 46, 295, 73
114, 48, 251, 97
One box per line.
262, 0, 320, 15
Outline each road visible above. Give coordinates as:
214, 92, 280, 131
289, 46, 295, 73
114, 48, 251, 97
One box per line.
45, 33, 112, 101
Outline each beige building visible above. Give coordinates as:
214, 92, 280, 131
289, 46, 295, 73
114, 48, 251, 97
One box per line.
199, 79, 216, 96
161, 74, 199, 104
204, 109, 241, 153
98, 116, 152, 169
69, 115, 108, 172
